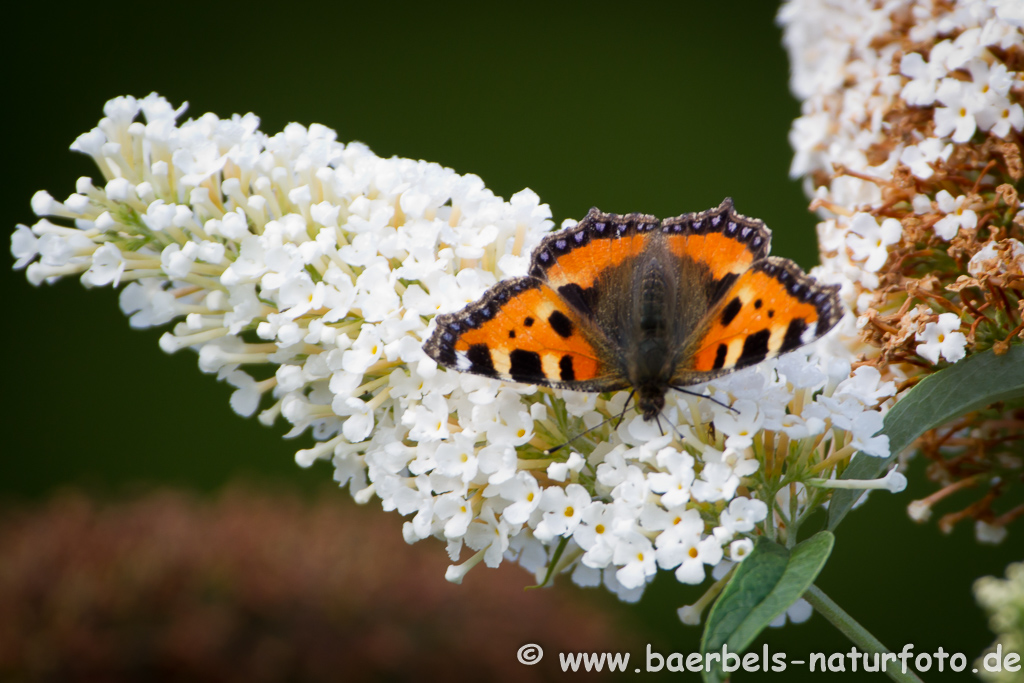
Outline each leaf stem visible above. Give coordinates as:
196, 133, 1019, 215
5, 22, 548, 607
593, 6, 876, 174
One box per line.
804, 585, 924, 683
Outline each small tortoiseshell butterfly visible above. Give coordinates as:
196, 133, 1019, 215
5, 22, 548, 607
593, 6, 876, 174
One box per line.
424, 199, 841, 421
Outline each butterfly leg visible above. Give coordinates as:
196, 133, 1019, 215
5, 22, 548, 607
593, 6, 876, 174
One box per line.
653, 414, 666, 437
614, 389, 637, 429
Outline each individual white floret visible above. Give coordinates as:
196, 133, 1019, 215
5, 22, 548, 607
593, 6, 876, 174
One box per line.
915, 312, 967, 364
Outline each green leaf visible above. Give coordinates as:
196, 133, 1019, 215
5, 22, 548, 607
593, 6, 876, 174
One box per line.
828, 344, 1024, 530
700, 532, 834, 683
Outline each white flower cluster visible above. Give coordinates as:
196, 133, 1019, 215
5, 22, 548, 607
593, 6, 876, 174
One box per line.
779, 0, 1024, 365
12, 95, 898, 604
974, 561, 1024, 683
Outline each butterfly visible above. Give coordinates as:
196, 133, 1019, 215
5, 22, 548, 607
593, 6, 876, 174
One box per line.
423, 199, 841, 422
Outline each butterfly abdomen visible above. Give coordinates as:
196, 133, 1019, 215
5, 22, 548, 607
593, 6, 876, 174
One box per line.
630, 254, 678, 420
639, 259, 669, 335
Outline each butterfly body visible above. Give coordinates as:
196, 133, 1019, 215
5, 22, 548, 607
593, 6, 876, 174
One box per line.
424, 199, 841, 421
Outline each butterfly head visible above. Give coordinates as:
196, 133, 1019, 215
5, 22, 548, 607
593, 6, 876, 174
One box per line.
636, 383, 667, 422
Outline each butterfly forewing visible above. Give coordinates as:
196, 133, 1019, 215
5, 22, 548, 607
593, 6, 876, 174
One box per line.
678, 256, 841, 381
424, 276, 627, 391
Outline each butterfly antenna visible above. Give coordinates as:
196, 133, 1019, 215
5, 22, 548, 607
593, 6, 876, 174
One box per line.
669, 386, 739, 413
665, 414, 687, 443
544, 413, 615, 455
545, 393, 636, 455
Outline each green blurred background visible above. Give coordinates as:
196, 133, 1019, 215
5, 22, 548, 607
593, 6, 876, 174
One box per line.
2, 1, 1018, 679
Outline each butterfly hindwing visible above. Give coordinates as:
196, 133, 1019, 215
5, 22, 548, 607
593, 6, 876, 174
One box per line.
424, 276, 627, 392
679, 256, 842, 380
529, 209, 660, 318
660, 198, 772, 302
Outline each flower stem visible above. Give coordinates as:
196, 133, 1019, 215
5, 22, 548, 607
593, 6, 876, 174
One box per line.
807, 443, 857, 475
804, 585, 924, 683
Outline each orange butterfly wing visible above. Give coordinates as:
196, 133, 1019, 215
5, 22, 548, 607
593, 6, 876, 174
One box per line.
661, 198, 771, 286
424, 277, 627, 391
679, 256, 842, 381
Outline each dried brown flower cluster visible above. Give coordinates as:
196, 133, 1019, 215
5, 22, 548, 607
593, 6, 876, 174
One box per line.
0, 488, 632, 681
848, 158, 1023, 366
780, 0, 1024, 541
